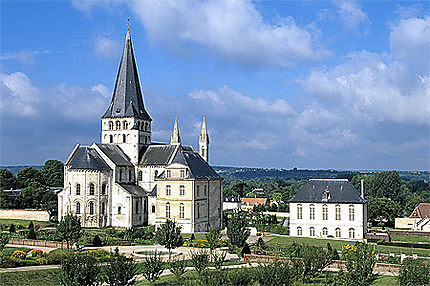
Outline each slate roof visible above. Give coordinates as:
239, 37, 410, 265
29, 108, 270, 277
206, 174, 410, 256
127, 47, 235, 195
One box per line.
102, 29, 151, 120
140, 145, 177, 165
289, 179, 366, 204
149, 185, 157, 197
241, 197, 267, 206
95, 143, 133, 166
68, 146, 111, 171
118, 183, 146, 197
410, 203, 430, 218
171, 146, 221, 179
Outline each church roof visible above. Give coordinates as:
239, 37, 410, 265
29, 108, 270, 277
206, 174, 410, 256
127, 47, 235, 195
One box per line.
140, 145, 177, 165
102, 28, 151, 120
68, 146, 111, 171
94, 143, 133, 166
289, 179, 366, 204
118, 183, 146, 197
171, 146, 221, 179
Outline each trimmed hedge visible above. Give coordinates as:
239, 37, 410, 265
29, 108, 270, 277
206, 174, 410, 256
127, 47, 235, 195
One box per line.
377, 241, 430, 249
255, 224, 289, 235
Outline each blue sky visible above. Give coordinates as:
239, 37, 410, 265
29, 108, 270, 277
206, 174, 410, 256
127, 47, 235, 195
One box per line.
1, 0, 429, 170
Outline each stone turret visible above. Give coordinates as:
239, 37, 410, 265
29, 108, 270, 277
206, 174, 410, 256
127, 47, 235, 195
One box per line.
199, 115, 209, 162
170, 115, 181, 145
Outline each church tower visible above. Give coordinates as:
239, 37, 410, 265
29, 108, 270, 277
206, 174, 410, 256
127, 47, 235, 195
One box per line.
199, 115, 209, 162
101, 26, 151, 165
170, 115, 181, 145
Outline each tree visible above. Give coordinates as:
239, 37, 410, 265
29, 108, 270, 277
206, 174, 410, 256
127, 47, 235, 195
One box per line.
0, 233, 9, 251
41, 190, 58, 218
56, 214, 82, 248
27, 228, 37, 239
367, 196, 402, 225
0, 190, 12, 209
154, 219, 183, 258
28, 221, 34, 229
226, 213, 250, 249
61, 253, 101, 286
93, 235, 102, 247
41, 159, 64, 187
0, 169, 17, 190
140, 251, 164, 285
15, 181, 46, 209
16, 167, 44, 188
104, 255, 138, 286
205, 227, 222, 251
9, 224, 16, 233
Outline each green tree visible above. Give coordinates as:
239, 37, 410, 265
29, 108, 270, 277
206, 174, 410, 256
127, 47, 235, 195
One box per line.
272, 192, 282, 202
226, 213, 250, 249
399, 258, 430, 286
104, 255, 138, 286
0, 169, 17, 190
41, 159, 64, 187
56, 214, 82, 248
205, 227, 222, 251
16, 167, 44, 188
367, 196, 402, 225
154, 219, 183, 258
61, 253, 101, 286
15, 181, 46, 209
0, 190, 12, 208
41, 190, 58, 218
0, 233, 9, 251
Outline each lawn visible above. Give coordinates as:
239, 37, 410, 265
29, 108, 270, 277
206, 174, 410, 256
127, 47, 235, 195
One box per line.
181, 233, 207, 240
372, 275, 399, 286
267, 236, 430, 257
0, 269, 62, 286
391, 235, 430, 243
0, 218, 55, 228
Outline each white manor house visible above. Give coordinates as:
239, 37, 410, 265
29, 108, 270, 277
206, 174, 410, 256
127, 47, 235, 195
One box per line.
289, 179, 367, 240
58, 28, 222, 233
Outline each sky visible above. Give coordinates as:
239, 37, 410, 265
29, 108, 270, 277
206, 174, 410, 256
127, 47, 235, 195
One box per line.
1, 0, 429, 170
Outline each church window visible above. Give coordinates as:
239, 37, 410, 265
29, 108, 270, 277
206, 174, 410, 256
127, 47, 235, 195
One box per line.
349, 205, 355, 221
89, 183, 95, 195
123, 121, 128, 129
109, 135, 113, 143
196, 202, 200, 219
179, 203, 184, 219
89, 202, 95, 215
310, 227, 315, 237
119, 170, 123, 181
309, 204, 315, 220
322, 227, 328, 236
151, 205, 155, 213
123, 134, 126, 143
145, 122, 148, 131
204, 185, 207, 196
335, 204, 341, 220
196, 186, 200, 197
101, 184, 106, 195
116, 121, 121, 130
297, 204, 302, 219
76, 184, 81, 195
349, 228, 355, 239
101, 202, 106, 214
108, 121, 114, 130
166, 185, 171, 196
166, 203, 170, 218
180, 169, 185, 178
297, 227, 302, 236
335, 228, 341, 238
129, 170, 132, 181
136, 200, 139, 214
166, 170, 171, 178
180, 185, 185, 196
138, 171, 142, 181
76, 202, 81, 214
322, 204, 328, 220
118, 206, 122, 214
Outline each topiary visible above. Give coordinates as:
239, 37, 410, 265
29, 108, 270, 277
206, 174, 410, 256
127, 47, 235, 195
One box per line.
190, 233, 196, 241
28, 221, 34, 230
92, 235, 102, 247
27, 228, 37, 239
241, 242, 251, 257
9, 224, 16, 233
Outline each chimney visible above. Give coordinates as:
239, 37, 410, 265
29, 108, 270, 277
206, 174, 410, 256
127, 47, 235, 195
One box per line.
360, 179, 364, 199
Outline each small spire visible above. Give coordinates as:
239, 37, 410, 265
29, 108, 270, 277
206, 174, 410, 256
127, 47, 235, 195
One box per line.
170, 115, 181, 145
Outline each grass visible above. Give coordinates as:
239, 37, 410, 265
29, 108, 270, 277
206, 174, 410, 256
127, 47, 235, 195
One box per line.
181, 233, 207, 240
0, 218, 55, 228
0, 269, 62, 286
267, 236, 430, 257
372, 275, 399, 286
391, 235, 430, 243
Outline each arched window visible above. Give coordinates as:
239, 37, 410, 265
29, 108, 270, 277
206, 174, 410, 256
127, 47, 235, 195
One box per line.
179, 203, 184, 219
322, 204, 328, 220
335, 228, 341, 238
310, 227, 315, 237
109, 135, 113, 143
89, 202, 94, 215
335, 204, 341, 220
196, 185, 200, 197
151, 205, 156, 213
166, 203, 170, 218
322, 227, 328, 236
196, 202, 200, 219
76, 202, 81, 214
123, 120, 128, 129
115, 121, 121, 130
309, 204, 315, 220
108, 121, 114, 130
101, 184, 106, 195
166, 185, 171, 196
118, 206, 122, 214
180, 185, 185, 196
123, 134, 126, 143
138, 171, 142, 181
349, 205, 355, 221
101, 202, 105, 214
76, 184, 81, 195
89, 183, 95, 195
349, 228, 355, 239
297, 227, 302, 236
297, 204, 302, 219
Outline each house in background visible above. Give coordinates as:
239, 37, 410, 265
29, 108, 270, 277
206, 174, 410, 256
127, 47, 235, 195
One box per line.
395, 203, 430, 232
240, 197, 267, 211
289, 179, 367, 240
223, 196, 241, 212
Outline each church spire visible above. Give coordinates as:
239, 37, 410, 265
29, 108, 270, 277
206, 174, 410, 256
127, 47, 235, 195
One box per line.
170, 115, 181, 145
199, 115, 209, 162
102, 23, 151, 121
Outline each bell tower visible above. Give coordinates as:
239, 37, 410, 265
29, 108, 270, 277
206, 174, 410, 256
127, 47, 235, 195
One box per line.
101, 26, 151, 165
199, 115, 209, 162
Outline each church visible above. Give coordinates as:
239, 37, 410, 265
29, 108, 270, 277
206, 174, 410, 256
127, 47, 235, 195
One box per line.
57, 27, 223, 233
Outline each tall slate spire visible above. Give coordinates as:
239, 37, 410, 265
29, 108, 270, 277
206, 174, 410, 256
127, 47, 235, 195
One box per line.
102, 27, 151, 120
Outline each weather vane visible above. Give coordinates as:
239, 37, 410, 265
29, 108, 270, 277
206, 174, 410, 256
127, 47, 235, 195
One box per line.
127, 18, 130, 30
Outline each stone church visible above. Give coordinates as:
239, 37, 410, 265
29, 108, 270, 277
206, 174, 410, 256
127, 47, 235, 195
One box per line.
57, 28, 223, 233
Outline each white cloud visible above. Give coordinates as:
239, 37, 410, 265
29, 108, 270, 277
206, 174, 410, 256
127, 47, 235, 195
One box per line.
334, 0, 370, 30
1, 50, 50, 65
93, 37, 121, 59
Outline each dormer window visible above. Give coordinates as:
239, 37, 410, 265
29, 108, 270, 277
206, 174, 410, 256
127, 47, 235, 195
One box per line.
322, 190, 331, 201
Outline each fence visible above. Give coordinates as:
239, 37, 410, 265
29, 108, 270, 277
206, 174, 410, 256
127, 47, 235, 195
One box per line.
8, 238, 69, 249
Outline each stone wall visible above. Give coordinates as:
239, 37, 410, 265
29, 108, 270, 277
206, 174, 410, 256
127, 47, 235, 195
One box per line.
0, 209, 50, 221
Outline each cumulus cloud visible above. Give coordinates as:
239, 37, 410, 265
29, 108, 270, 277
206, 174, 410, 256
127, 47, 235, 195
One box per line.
93, 37, 121, 58
334, 0, 370, 30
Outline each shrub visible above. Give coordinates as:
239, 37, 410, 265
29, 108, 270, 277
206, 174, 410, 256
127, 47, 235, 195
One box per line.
399, 258, 430, 286
36, 257, 49, 265
104, 255, 138, 286
92, 235, 102, 247
0, 233, 9, 251
241, 242, 251, 257
30, 249, 44, 257
169, 258, 187, 283
252, 260, 293, 286
211, 250, 227, 270
190, 249, 209, 276
61, 253, 101, 286
9, 224, 16, 233
28, 221, 34, 230
10, 250, 27, 260
0, 251, 17, 268
226, 268, 253, 286
199, 269, 228, 286
226, 213, 250, 249
190, 233, 196, 241
27, 228, 37, 239
205, 227, 222, 251
47, 248, 74, 264
140, 251, 164, 285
